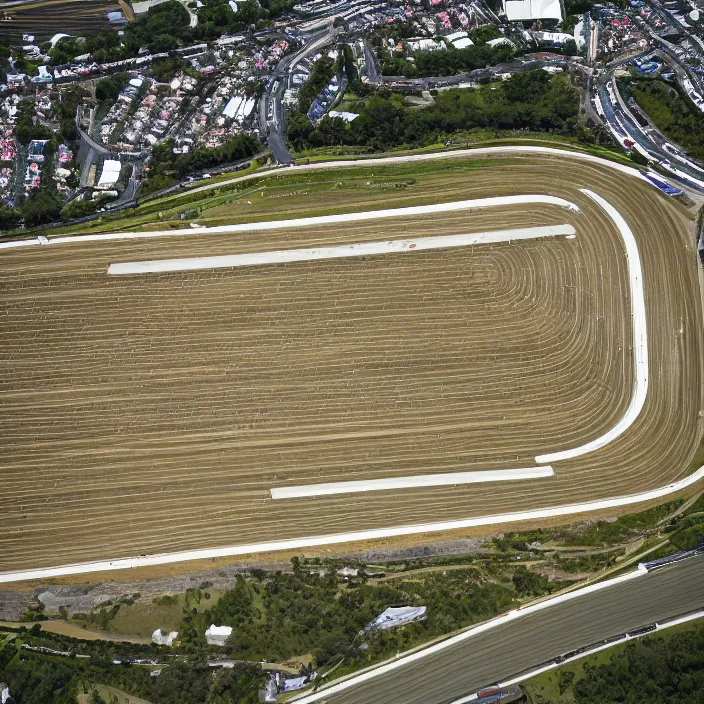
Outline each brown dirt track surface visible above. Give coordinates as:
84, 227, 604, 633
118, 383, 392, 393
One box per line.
0, 153, 702, 574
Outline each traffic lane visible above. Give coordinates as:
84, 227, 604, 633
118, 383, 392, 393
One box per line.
268, 130, 294, 164
322, 557, 704, 704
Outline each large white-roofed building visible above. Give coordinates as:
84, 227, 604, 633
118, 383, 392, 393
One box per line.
503, 0, 562, 21
205, 624, 232, 646
96, 160, 121, 189
365, 606, 427, 632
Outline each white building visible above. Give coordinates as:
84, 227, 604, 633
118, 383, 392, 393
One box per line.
409, 38, 444, 52
487, 37, 516, 48
503, 0, 562, 22
152, 628, 178, 646
365, 606, 427, 632
205, 624, 232, 646
328, 110, 359, 122
96, 160, 121, 189
282, 677, 308, 692
453, 37, 475, 49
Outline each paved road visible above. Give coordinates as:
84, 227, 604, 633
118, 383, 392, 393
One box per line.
77, 125, 112, 156
362, 38, 379, 83
261, 28, 339, 164
302, 556, 704, 704
594, 63, 704, 190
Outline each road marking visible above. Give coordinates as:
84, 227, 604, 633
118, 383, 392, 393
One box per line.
270, 467, 556, 500
106, 225, 575, 275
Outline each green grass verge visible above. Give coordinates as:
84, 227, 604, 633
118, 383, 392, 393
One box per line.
46, 136, 634, 237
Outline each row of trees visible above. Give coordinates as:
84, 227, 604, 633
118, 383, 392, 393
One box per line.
47, 0, 297, 65
176, 560, 557, 670
142, 132, 259, 193
287, 69, 580, 152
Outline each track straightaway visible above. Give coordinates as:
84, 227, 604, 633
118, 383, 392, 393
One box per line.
270, 466, 556, 499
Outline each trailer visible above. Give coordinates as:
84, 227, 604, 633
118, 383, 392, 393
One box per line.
645, 171, 684, 196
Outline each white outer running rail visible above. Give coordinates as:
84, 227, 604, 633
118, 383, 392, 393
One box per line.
107, 225, 576, 276
270, 467, 556, 500
1, 467, 702, 584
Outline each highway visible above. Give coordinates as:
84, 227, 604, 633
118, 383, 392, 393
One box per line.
586, 1, 704, 192
594, 64, 704, 190
296, 556, 704, 704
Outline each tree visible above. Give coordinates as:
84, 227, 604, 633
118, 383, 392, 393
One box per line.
96, 74, 130, 102
469, 24, 501, 44
234, 0, 261, 25
0, 206, 21, 231
21, 189, 63, 227
149, 34, 179, 53
286, 110, 313, 151
512, 567, 550, 597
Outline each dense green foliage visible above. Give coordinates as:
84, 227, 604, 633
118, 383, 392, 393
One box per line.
381, 42, 513, 78
512, 566, 551, 596
142, 133, 259, 193
53, 85, 90, 142
0, 206, 20, 229
667, 512, 704, 550
20, 141, 65, 227
565, 0, 597, 14
14, 100, 54, 146
195, 0, 294, 38
573, 624, 704, 702
340, 43, 363, 95
95, 74, 130, 103
298, 55, 337, 112
177, 564, 551, 669
60, 198, 100, 221
48, 2, 192, 65
0, 626, 264, 704
371, 23, 509, 79
629, 78, 704, 160
288, 70, 580, 152
0, 645, 264, 704
150, 58, 189, 83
